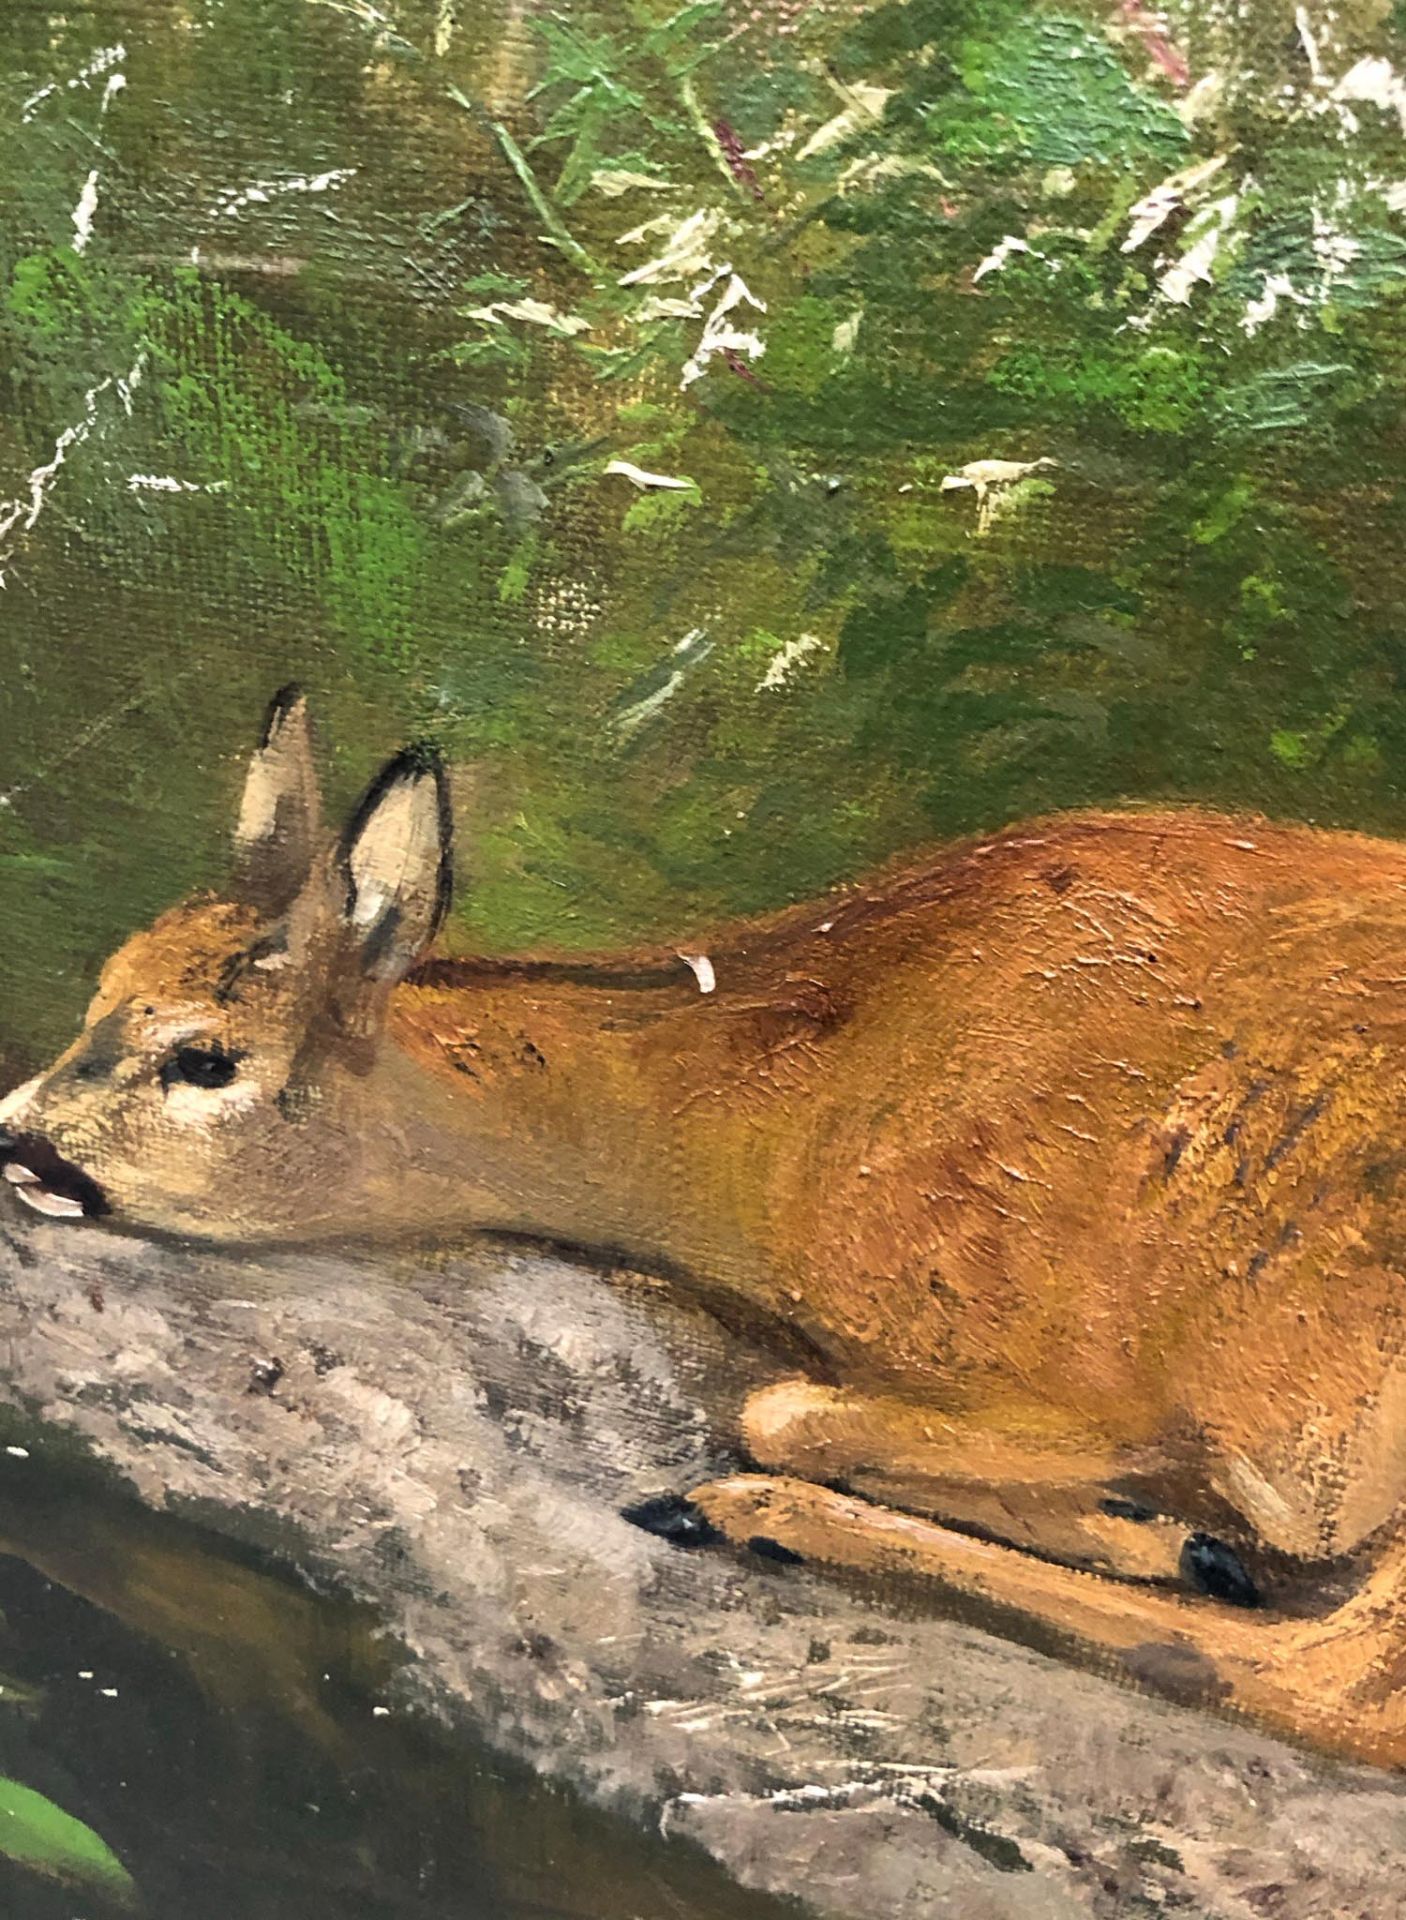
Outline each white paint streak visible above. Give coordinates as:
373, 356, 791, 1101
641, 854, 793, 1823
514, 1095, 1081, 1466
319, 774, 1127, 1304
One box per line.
1243, 271, 1312, 335
1121, 155, 1228, 254
1241, 176, 1366, 334
69, 71, 128, 256
972, 236, 1038, 282
680, 273, 766, 389
590, 168, 671, 198
1296, 7, 1325, 86
604, 461, 695, 492
71, 172, 103, 255
144, 1008, 219, 1049
634, 295, 700, 323
1177, 72, 1224, 127
757, 634, 824, 691
163, 1080, 264, 1130
0, 354, 147, 586
1334, 56, 1406, 134
306, 0, 401, 45
211, 169, 357, 219
8, 1173, 84, 1219
22, 43, 125, 121
464, 297, 590, 336
0, 1077, 41, 1127
618, 208, 728, 288
1221, 1452, 1298, 1534
611, 629, 712, 738
796, 80, 891, 161
1312, 203, 1362, 279
940, 458, 1057, 535
837, 152, 944, 196
127, 474, 227, 494
1158, 193, 1240, 304
676, 1780, 874, 1814
616, 211, 678, 246
677, 952, 716, 994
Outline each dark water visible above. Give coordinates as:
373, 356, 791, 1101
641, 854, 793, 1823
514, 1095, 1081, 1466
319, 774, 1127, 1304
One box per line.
0, 1450, 804, 1919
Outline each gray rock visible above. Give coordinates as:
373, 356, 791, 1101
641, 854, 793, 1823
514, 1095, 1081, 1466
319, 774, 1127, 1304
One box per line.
0, 1219, 1401, 1920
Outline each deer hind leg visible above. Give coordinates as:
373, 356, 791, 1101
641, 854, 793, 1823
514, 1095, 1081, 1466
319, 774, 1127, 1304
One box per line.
735, 1379, 1248, 1595
682, 1469, 1406, 1770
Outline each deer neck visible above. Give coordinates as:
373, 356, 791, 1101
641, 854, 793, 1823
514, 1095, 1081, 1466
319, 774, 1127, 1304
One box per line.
350, 961, 776, 1285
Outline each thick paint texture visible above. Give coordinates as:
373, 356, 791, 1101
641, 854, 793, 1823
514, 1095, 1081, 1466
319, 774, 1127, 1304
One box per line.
5, 0, 1406, 1062
9, 0, 1406, 1896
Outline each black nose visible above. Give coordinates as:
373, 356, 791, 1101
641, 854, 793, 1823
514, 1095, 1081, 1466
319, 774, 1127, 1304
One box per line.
0, 1128, 16, 1160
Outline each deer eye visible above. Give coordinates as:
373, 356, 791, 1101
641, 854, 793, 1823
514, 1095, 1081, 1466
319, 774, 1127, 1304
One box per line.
163, 1044, 240, 1091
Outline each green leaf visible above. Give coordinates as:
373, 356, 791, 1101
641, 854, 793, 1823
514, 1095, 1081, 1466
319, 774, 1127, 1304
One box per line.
954, 14, 1188, 169
498, 531, 541, 603
0, 1776, 135, 1899
1270, 728, 1311, 768
1216, 361, 1359, 434
621, 486, 701, 536
461, 269, 530, 300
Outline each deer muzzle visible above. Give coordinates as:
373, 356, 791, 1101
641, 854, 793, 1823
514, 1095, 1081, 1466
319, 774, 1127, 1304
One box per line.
0, 1129, 110, 1221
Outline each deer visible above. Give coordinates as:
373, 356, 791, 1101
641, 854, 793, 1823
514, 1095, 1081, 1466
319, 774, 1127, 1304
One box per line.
6, 685, 1406, 1770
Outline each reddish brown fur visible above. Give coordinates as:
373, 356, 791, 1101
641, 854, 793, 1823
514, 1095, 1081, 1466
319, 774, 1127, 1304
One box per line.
399, 807, 1406, 1558
14, 730, 1406, 1769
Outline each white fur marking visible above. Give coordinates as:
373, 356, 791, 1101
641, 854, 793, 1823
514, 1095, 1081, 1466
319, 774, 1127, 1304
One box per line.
0, 1076, 42, 1126
163, 1080, 263, 1129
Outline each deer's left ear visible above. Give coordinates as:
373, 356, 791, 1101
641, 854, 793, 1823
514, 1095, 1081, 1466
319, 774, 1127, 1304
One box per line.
233, 685, 322, 915
334, 745, 453, 981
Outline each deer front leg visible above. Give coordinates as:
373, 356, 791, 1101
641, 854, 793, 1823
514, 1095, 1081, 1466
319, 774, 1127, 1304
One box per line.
736, 1379, 1244, 1594
683, 1473, 1406, 1770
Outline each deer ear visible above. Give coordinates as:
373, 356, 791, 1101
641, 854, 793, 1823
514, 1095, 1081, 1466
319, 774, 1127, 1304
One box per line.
334, 745, 453, 981
233, 685, 322, 915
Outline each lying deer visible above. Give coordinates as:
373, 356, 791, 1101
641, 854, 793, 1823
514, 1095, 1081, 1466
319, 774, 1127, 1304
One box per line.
5, 687, 1406, 1768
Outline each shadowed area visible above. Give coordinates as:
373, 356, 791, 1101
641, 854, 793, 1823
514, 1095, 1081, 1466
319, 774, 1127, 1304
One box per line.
0, 1468, 819, 1920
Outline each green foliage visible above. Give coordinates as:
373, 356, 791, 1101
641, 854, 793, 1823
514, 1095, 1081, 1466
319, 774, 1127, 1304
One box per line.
0, 1775, 135, 1899
142, 276, 426, 654
3, 0, 1406, 1055
941, 13, 1188, 169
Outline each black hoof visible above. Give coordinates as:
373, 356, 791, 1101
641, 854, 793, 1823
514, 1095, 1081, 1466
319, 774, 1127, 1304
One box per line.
1181, 1531, 1260, 1608
621, 1493, 722, 1549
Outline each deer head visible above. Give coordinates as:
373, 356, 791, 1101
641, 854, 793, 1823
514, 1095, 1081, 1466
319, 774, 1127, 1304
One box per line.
0, 688, 453, 1243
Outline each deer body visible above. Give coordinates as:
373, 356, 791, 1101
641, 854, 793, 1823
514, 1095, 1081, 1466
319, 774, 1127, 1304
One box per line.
396, 814, 1406, 1556
9, 690, 1406, 1768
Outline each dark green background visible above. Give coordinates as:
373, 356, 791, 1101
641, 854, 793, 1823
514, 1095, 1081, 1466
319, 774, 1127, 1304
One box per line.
4, 0, 1406, 1076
